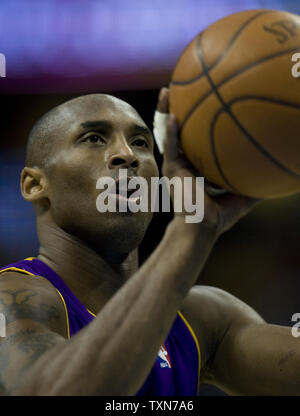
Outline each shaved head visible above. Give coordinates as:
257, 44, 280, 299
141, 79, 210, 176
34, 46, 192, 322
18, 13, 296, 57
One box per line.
25, 93, 142, 169
22, 92, 158, 258
26, 104, 60, 168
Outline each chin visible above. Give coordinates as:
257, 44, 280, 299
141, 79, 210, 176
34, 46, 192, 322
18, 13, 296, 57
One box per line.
89, 211, 152, 256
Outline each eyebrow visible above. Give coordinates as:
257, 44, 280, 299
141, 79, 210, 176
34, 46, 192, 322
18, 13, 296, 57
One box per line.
80, 120, 112, 130
80, 120, 152, 138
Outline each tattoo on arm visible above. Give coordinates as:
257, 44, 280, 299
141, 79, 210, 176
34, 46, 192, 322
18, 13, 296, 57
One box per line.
17, 331, 57, 361
0, 288, 63, 394
0, 289, 60, 325
0, 329, 59, 395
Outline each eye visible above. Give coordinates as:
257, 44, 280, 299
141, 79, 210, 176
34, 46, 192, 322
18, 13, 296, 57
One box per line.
82, 134, 106, 144
132, 137, 148, 148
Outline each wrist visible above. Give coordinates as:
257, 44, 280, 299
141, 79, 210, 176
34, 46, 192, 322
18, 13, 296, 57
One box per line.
172, 214, 218, 237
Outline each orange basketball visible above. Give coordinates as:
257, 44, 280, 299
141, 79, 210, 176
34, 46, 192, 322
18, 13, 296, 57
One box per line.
169, 9, 300, 198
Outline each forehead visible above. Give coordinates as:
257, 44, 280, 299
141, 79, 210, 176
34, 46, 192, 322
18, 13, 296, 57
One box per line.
58, 94, 146, 132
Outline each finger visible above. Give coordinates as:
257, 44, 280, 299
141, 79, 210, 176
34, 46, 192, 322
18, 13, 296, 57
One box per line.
157, 87, 169, 113
164, 114, 179, 162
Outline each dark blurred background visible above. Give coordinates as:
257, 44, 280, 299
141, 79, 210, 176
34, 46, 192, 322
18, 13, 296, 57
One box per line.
0, 0, 300, 396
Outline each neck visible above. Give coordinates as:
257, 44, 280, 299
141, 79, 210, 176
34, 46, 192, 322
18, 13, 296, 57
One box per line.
36, 219, 139, 314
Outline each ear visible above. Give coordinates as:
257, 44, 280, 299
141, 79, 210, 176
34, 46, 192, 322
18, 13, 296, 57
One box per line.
20, 167, 49, 202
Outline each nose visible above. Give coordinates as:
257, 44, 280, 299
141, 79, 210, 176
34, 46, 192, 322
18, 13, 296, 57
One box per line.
108, 145, 139, 170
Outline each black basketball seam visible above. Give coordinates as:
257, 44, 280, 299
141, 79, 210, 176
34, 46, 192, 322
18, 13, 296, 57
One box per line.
197, 34, 300, 180
216, 46, 300, 97
227, 95, 300, 110
210, 104, 300, 195
171, 9, 273, 86
180, 45, 300, 132
210, 109, 240, 193
227, 95, 300, 177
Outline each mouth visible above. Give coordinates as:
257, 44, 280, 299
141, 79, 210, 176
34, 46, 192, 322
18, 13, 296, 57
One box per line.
111, 177, 140, 202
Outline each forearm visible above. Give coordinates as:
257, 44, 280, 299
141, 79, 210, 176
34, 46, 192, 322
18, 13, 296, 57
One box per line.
15, 218, 217, 396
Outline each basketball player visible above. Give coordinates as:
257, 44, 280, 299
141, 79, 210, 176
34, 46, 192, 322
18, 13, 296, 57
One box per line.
0, 88, 298, 396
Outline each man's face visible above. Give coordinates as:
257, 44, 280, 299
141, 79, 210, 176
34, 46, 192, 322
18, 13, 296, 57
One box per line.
43, 94, 159, 255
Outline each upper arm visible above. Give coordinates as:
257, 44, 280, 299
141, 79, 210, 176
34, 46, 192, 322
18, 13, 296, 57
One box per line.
183, 285, 300, 395
211, 321, 300, 395
0, 272, 67, 394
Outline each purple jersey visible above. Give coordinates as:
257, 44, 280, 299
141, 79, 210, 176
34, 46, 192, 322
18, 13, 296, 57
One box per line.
0, 258, 201, 395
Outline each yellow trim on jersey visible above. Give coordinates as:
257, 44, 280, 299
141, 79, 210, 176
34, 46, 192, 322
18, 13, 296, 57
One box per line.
55, 289, 70, 339
177, 310, 201, 391
84, 308, 200, 392
24, 257, 36, 261
0, 267, 36, 277
0, 265, 70, 340
86, 308, 96, 318
0, 265, 201, 388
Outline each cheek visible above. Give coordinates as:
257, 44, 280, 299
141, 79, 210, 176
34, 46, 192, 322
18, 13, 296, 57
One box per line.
48, 177, 102, 236
49, 149, 104, 194
50, 170, 94, 203
47, 160, 100, 218
141, 157, 159, 179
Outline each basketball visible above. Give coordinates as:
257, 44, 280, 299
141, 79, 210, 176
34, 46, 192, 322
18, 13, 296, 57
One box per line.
169, 9, 300, 198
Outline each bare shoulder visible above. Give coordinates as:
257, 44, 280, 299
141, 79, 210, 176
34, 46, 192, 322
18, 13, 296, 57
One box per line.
179, 286, 265, 373
0, 271, 68, 338
0, 271, 67, 394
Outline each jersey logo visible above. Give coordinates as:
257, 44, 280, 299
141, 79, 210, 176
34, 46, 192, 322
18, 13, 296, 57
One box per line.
157, 344, 172, 368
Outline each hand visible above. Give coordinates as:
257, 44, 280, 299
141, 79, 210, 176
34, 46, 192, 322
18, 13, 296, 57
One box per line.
156, 87, 262, 237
